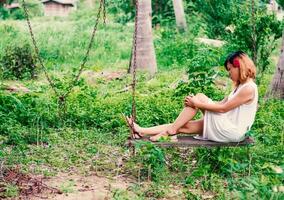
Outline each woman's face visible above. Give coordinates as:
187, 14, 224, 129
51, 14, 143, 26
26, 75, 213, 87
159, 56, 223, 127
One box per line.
227, 63, 240, 82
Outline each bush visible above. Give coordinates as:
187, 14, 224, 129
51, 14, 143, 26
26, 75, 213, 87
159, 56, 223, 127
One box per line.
225, 4, 283, 76
277, 0, 284, 8
175, 46, 225, 99
193, 0, 242, 38
0, 43, 37, 80
0, 91, 57, 145
10, 0, 43, 20
133, 141, 167, 182
0, 4, 9, 19
155, 28, 199, 69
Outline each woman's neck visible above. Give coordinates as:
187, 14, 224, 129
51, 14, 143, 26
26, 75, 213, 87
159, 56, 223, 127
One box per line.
236, 78, 253, 86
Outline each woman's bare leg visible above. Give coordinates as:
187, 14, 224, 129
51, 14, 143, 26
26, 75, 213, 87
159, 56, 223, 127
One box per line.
130, 106, 197, 136
126, 117, 169, 136
168, 93, 209, 134
167, 106, 198, 135
126, 93, 209, 139
149, 93, 209, 141
136, 119, 203, 136
178, 119, 203, 135
137, 124, 170, 135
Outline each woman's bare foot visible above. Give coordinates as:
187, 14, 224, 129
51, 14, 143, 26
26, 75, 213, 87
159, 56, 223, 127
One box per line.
124, 115, 143, 139
149, 131, 178, 142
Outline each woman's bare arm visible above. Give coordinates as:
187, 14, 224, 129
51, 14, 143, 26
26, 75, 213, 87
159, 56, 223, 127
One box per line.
189, 86, 255, 113
217, 97, 228, 104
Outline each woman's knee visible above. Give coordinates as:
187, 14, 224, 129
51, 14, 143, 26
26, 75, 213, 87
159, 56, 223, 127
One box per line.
179, 120, 203, 134
195, 93, 209, 103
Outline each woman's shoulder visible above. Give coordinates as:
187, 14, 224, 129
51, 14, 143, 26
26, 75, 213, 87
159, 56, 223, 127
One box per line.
241, 79, 257, 89
238, 80, 258, 100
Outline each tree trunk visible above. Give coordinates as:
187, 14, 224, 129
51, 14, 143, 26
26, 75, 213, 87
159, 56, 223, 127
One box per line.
85, 0, 93, 8
266, 30, 284, 99
172, 0, 187, 32
270, 0, 277, 12
129, 0, 157, 76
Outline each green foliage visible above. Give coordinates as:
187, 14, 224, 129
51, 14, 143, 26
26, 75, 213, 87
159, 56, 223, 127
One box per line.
225, 4, 283, 75
277, 0, 284, 8
175, 47, 225, 99
0, 43, 37, 80
0, 0, 43, 20
0, 6, 283, 199
134, 141, 167, 182
194, 0, 282, 77
0, 183, 19, 198
142, 183, 167, 198
0, 92, 56, 145
0, 4, 9, 19
108, 0, 173, 25
193, 0, 243, 38
108, 0, 188, 26
107, 0, 135, 24
155, 28, 199, 69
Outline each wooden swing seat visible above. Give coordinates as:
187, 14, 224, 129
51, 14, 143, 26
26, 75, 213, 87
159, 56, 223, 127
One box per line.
128, 135, 254, 148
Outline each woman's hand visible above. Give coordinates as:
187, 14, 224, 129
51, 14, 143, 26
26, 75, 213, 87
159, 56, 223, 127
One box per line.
185, 95, 199, 108
184, 94, 196, 107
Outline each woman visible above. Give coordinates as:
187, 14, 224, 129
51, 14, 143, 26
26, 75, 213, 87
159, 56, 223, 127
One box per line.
125, 51, 258, 143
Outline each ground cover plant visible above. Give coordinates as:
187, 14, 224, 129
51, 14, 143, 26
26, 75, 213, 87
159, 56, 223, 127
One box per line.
0, 0, 283, 199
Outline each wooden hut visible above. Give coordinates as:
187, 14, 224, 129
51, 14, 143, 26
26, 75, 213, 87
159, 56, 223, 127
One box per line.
4, 2, 20, 11
41, 0, 76, 17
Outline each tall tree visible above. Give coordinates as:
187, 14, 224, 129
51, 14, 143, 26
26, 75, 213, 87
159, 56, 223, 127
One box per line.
172, 0, 187, 32
266, 1, 284, 99
266, 30, 284, 99
129, 0, 157, 76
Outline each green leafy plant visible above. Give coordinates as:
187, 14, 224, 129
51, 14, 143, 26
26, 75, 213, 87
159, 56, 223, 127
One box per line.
175, 46, 225, 99
134, 141, 167, 182
193, 0, 243, 38
0, 183, 19, 198
11, 0, 43, 20
0, 43, 37, 80
225, 4, 283, 76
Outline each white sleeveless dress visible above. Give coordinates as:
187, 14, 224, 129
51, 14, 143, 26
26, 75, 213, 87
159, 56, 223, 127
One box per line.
202, 80, 258, 142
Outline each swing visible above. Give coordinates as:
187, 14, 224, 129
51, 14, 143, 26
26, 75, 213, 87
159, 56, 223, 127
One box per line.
21, 0, 106, 112
127, 0, 256, 149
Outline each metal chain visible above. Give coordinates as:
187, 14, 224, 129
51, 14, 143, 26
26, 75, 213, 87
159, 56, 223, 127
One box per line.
131, 0, 139, 138
22, 0, 60, 97
63, 0, 105, 99
22, 0, 106, 107
103, 0, 107, 24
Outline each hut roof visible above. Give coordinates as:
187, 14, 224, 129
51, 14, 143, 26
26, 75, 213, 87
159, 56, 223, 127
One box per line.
5, 3, 20, 9
41, 0, 75, 6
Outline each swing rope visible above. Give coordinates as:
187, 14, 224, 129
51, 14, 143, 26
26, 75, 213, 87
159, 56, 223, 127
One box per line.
130, 0, 139, 138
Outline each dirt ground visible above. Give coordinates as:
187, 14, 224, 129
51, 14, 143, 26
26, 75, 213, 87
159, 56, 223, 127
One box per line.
30, 172, 135, 200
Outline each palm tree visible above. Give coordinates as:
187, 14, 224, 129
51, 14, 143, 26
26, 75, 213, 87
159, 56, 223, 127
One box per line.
266, 30, 284, 99
129, 0, 157, 76
172, 0, 187, 32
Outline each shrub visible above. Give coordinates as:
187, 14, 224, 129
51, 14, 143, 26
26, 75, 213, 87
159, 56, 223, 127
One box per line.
155, 28, 199, 69
0, 4, 9, 19
134, 141, 167, 182
0, 43, 37, 80
175, 46, 225, 99
10, 0, 43, 20
277, 0, 284, 8
193, 0, 242, 38
225, 4, 283, 76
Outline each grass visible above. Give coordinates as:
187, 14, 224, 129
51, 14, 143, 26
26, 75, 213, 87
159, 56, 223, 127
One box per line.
0, 7, 284, 200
